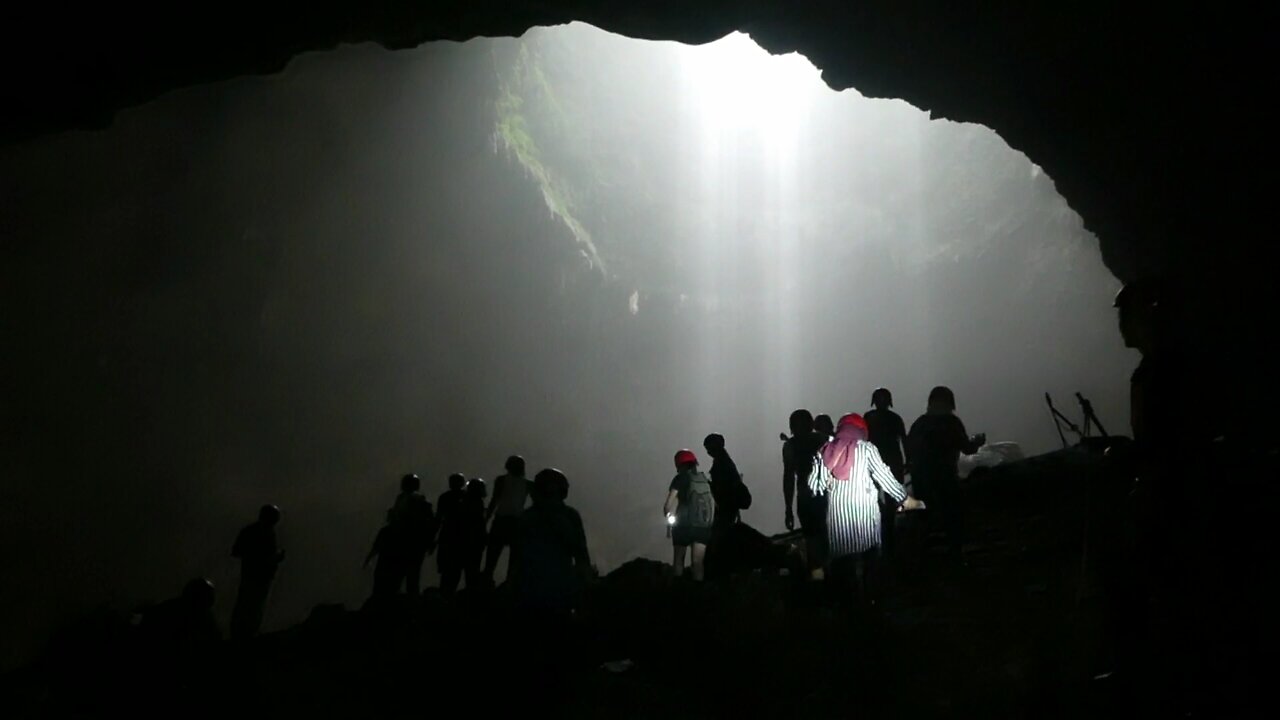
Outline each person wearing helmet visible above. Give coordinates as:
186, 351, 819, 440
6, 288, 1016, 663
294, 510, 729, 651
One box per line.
138, 577, 221, 651
509, 468, 591, 619
435, 473, 469, 594
459, 478, 489, 590
230, 504, 285, 641
865, 388, 909, 553
664, 449, 714, 580
389, 473, 435, 597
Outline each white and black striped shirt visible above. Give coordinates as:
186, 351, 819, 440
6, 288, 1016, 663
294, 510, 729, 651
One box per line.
808, 440, 909, 558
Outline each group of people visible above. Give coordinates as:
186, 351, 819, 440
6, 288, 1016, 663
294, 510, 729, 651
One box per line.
220, 388, 986, 638
363, 455, 592, 613
363, 455, 544, 597
134, 279, 1259, 715
218, 456, 593, 642
664, 385, 984, 598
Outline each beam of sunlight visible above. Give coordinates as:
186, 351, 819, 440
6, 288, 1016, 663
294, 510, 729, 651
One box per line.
678, 32, 820, 425
678, 32, 822, 143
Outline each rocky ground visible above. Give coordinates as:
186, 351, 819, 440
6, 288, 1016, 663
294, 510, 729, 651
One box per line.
4, 446, 1244, 718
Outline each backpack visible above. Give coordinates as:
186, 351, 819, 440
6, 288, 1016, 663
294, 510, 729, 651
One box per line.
682, 471, 716, 529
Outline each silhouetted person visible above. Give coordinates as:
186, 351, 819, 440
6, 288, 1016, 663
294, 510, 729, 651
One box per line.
484, 455, 530, 580
510, 468, 592, 708
435, 473, 468, 594
865, 388, 909, 552
366, 510, 408, 600
460, 478, 489, 590
391, 473, 435, 596
810, 414, 923, 601
704, 433, 752, 579
230, 504, 284, 640
814, 413, 835, 440
704, 433, 748, 528
783, 409, 830, 579
908, 387, 983, 558
1109, 280, 1238, 715
664, 449, 713, 581
139, 577, 221, 649
133, 578, 222, 708
510, 468, 591, 619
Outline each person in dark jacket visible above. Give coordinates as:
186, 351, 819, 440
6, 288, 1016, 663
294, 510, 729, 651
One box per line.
510, 468, 591, 619
865, 388, 909, 552
907, 387, 984, 558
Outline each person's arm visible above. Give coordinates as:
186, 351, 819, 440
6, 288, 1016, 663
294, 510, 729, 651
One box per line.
895, 415, 910, 469
572, 512, 591, 573
866, 443, 910, 506
663, 489, 679, 519
957, 418, 984, 455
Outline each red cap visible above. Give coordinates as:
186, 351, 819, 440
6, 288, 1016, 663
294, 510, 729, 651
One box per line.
838, 413, 868, 432
674, 449, 698, 468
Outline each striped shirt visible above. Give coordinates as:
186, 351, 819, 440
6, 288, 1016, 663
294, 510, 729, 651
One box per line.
808, 439, 908, 558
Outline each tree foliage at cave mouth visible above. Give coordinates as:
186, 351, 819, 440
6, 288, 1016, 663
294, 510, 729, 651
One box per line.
490, 24, 1098, 310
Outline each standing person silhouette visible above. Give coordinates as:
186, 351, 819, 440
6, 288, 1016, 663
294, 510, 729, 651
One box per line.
907, 387, 984, 560
865, 388, 909, 553
484, 456, 530, 581
391, 473, 435, 596
230, 504, 284, 640
783, 409, 830, 579
435, 473, 468, 594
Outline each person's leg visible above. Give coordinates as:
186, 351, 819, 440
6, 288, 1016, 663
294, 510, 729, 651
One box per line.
233, 576, 270, 639
690, 542, 707, 582
373, 557, 401, 599
672, 544, 687, 577
406, 551, 425, 596
934, 475, 964, 556
464, 545, 484, 589
484, 519, 507, 578
861, 547, 884, 605
439, 550, 461, 594
799, 502, 828, 580
230, 575, 254, 641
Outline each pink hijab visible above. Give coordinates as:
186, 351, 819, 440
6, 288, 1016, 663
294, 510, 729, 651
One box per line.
821, 413, 869, 480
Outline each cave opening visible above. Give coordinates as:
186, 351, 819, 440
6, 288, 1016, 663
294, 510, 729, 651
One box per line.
0, 22, 1132, 667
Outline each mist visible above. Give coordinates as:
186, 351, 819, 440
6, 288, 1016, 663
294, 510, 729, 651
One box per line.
0, 23, 1130, 668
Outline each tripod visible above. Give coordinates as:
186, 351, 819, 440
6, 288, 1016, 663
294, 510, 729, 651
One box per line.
1045, 392, 1109, 449
1045, 393, 1084, 449
1075, 392, 1109, 440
